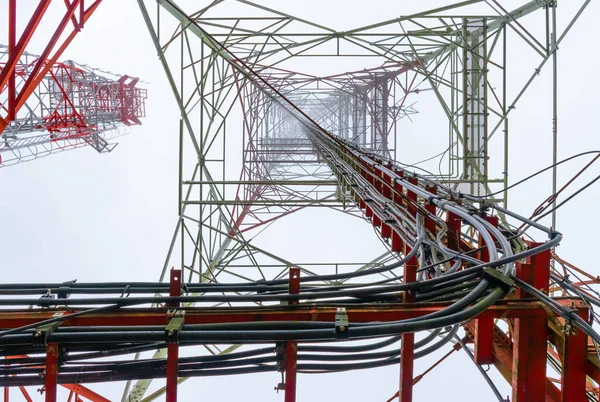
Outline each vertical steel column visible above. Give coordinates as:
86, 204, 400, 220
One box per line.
362, 162, 374, 219
445, 209, 462, 253
473, 312, 493, 365
372, 166, 382, 228
399, 263, 417, 402
560, 308, 588, 402
365, 204, 374, 219
45, 344, 58, 402
405, 177, 418, 217
399, 180, 418, 402
424, 186, 437, 234
527, 241, 551, 295
391, 171, 404, 252
285, 267, 300, 402
473, 216, 497, 365
166, 270, 181, 402
511, 245, 550, 402
380, 169, 392, 239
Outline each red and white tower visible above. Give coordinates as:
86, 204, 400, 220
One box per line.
0, 0, 146, 167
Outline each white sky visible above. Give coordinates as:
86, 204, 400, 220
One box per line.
1, 0, 600, 401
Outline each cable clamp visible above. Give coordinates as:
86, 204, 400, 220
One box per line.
560, 303, 582, 336
33, 312, 64, 346
275, 341, 285, 372
38, 289, 56, 308
256, 279, 267, 294
335, 308, 349, 341
482, 268, 514, 292
561, 318, 577, 336
56, 287, 71, 300
165, 310, 185, 343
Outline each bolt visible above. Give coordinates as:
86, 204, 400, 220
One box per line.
339, 325, 346, 332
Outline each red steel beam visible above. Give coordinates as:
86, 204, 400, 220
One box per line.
473, 216, 498, 365
405, 177, 418, 217
7, 0, 17, 121
423, 186, 436, 235
284, 341, 298, 402
45, 344, 59, 402
399, 181, 418, 402
511, 259, 549, 402
60, 385, 110, 402
0, 0, 52, 92
465, 321, 562, 402
398, 261, 417, 402
0, 300, 576, 329
473, 305, 494, 365
391, 170, 404, 252
527, 241, 551, 295
445, 209, 461, 252
17, 387, 32, 402
63, 0, 81, 32
285, 267, 300, 402
166, 269, 182, 402
165, 337, 179, 402
561, 308, 588, 402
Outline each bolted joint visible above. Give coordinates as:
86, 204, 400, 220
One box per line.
32, 313, 63, 346
335, 308, 349, 341
165, 310, 185, 343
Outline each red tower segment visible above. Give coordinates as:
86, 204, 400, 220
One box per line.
0, 0, 147, 167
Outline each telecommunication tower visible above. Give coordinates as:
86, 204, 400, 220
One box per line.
0, 0, 146, 167
1, 1, 599, 402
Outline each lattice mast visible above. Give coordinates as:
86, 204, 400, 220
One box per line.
0, 0, 147, 167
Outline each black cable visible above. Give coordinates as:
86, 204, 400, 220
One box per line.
455, 336, 507, 401
0, 304, 120, 339
472, 150, 600, 198
513, 277, 600, 343
533, 173, 600, 222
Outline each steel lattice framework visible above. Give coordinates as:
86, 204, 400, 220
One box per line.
1, 1, 600, 402
0, 0, 147, 167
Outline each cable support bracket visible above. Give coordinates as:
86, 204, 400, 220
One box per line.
33, 312, 64, 346
256, 278, 267, 294
275, 341, 285, 372
560, 310, 580, 336
482, 268, 515, 292
335, 308, 349, 340
165, 310, 185, 343
427, 195, 443, 205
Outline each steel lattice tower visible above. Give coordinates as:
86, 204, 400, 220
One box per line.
1, 1, 599, 402
0, 0, 147, 167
